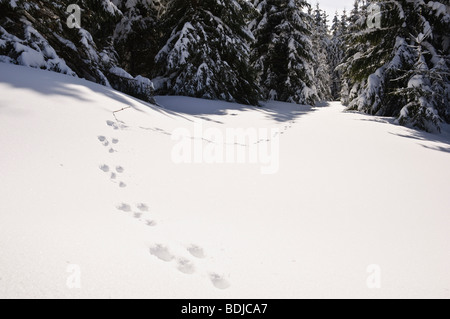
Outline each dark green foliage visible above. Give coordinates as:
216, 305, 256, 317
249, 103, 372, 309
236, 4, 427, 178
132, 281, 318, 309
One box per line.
329, 11, 347, 100
113, 0, 160, 78
251, 0, 318, 105
154, 0, 260, 105
341, 0, 450, 131
0, 0, 156, 102
311, 4, 332, 101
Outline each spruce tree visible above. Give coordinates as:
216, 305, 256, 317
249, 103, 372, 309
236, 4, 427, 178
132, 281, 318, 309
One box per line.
339, 0, 368, 106
113, 0, 162, 78
342, 0, 450, 132
329, 11, 347, 100
0, 0, 156, 101
311, 4, 332, 101
250, 0, 318, 105
396, 35, 442, 131
154, 0, 260, 105
0, 0, 122, 84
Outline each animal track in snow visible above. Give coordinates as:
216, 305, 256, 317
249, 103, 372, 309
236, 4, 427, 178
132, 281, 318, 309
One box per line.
98, 136, 109, 147
139, 126, 171, 136
146, 219, 157, 227
209, 273, 231, 290
106, 120, 118, 130
116, 202, 156, 228
148, 242, 229, 288
149, 245, 196, 275
116, 166, 124, 173
97, 132, 126, 187
98, 136, 110, 146
177, 258, 195, 275
187, 245, 206, 259
100, 163, 126, 187
107, 120, 128, 130
117, 203, 132, 212
150, 245, 175, 262
99, 125, 230, 288
98, 136, 119, 151
137, 203, 149, 212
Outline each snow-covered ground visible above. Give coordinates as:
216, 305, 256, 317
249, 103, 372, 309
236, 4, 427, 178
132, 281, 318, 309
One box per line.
0, 63, 449, 299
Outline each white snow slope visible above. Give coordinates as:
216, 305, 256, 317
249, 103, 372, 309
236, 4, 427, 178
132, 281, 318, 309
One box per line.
0, 63, 449, 299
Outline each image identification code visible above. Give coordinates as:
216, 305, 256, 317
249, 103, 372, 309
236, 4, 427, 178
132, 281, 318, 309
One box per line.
181, 303, 268, 316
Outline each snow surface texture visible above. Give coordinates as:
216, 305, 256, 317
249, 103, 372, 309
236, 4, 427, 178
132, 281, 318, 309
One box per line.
0, 63, 449, 298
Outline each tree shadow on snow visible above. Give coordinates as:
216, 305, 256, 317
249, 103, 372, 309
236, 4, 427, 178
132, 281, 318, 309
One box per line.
0, 65, 94, 103
0, 64, 180, 120
155, 95, 319, 124
0, 65, 318, 124
389, 129, 450, 154
358, 117, 395, 125
314, 101, 331, 107
155, 95, 252, 116
257, 101, 316, 123
351, 111, 450, 154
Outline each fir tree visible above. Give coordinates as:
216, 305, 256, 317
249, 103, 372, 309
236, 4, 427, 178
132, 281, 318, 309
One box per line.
250, 0, 318, 105
329, 10, 347, 100
396, 35, 442, 131
113, 0, 161, 78
311, 3, 332, 101
154, 0, 260, 105
0, 0, 156, 101
339, 0, 369, 106
342, 0, 450, 132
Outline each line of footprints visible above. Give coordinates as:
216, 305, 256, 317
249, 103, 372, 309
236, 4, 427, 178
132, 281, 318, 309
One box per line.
98, 136, 127, 188
149, 244, 231, 290
117, 202, 229, 289
97, 119, 230, 290
116, 202, 157, 227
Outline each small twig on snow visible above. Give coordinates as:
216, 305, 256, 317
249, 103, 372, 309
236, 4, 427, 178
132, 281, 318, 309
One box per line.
113, 106, 132, 122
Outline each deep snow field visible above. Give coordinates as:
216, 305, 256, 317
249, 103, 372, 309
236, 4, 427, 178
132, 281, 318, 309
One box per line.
0, 63, 449, 298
